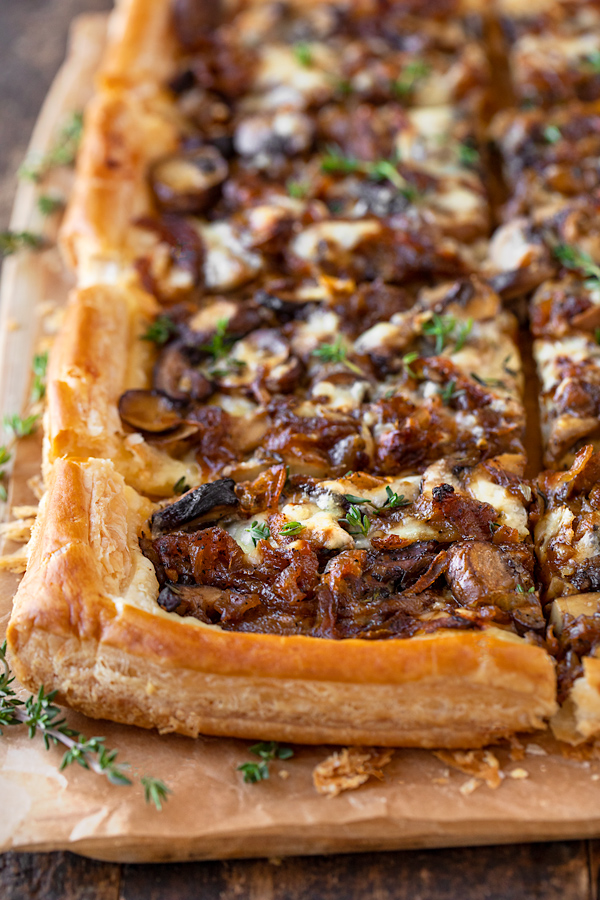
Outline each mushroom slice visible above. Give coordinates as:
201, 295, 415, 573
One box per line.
151, 478, 239, 536
150, 146, 228, 215
216, 329, 292, 388
118, 390, 183, 433
154, 342, 213, 401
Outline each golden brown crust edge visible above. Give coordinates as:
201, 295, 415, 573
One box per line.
7, 457, 557, 748
45, 282, 197, 495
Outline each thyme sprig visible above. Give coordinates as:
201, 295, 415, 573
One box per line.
280, 521, 305, 536
141, 315, 177, 345
0, 643, 169, 808
247, 520, 271, 546
422, 314, 472, 356
202, 318, 233, 359
31, 351, 48, 403
0, 231, 43, 258
311, 338, 364, 375
20, 111, 84, 182
342, 504, 371, 537
238, 741, 294, 783
392, 60, 431, 97
37, 195, 64, 216
4, 414, 39, 438
553, 243, 600, 289
382, 486, 410, 508
321, 146, 417, 199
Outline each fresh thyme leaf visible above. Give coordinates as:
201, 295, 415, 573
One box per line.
344, 494, 370, 505
238, 761, 270, 783
4, 413, 39, 438
0, 446, 11, 466
238, 741, 294, 783
247, 520, 270, 546
141, 776, 172, 811
543, 124, 561, 144
250, 741, 293, 760
402, 351, 419, 378
173, 476, 190, 495
458, 143, 480, 167
337, 78, 353, 95
311, 338, 363, 375
516, 585, 535, 594
31, 351, 49, 403
141, 315, 177, 345
470, 373, 506, 389
422, 314, 457, 355
502, 355, 518, 376
453, 318, 473, 353
439, 380, 465, 405
294, 41, 313, 67
342, 504, 370, 536
0, 231, 43, 258
0, 484, 7, 503
202, 318, 231, 359
280, 521, 305, 536
20, 111, 83, 182
392, 60, 431, 96
287, 179, 310, 199
553, 243, 600, 288
0, 644, 169, 806
37, 195, 64, 216
321, 146, 416, 198
382, 485, 410, 508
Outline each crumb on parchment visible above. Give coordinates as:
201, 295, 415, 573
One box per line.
313, 747, 394, 798
434, 749, 503, 790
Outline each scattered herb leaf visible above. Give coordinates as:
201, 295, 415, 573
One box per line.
422, 314, 457, 355
543, 124, 561, 144
382, 486, 410, 508
202, 318, 231, 359
20, 111, 84, 182
141, 315, 177, 345
37, 195, 64, 216
342, 504, 371, 537
0, 231, 43, 258
280, 521, 305, 536
287, 180, 310, 199
392, 60, 431, 97
173, 477, 190, 495
4, 414, 39, 438
439, 380, 465, 405
402, 351, 419, 378
470, 373, 506, 389
458, 143, 480, 167
246, 520, 270, 546
553, 243, 600, 290
141, 776, 172, 811
311, 338, 363, 375
294, 41, 313, 67
31, 351, 48, 403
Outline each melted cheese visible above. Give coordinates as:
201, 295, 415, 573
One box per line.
291, 220, 381, 261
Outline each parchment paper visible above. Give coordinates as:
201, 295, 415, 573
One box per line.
2, 12, 600, 865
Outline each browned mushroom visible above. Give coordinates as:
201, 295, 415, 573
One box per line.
154, 342, 214, 401
118, 390, 183, 433
150, 146, 228, 215
172, 0, 223, 50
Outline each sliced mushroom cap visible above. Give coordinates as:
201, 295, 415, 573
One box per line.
447, 541, 535, 607
151, 477, 239, 536
151, 146, 228, 215
118, 390, 183, 433
154, 342, 214, 401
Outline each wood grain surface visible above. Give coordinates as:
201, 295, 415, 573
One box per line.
1, 2, 599, 897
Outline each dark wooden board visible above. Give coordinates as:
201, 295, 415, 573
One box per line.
1, 842, 598, 900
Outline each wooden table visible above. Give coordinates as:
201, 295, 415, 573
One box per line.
1, 2, 599, 897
